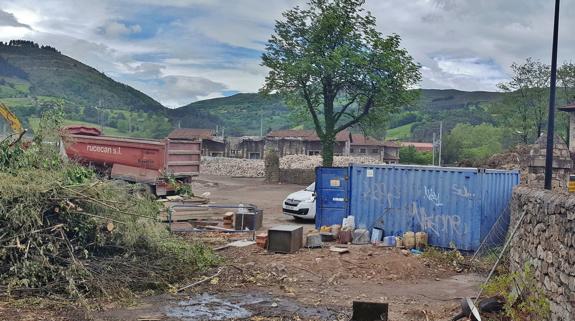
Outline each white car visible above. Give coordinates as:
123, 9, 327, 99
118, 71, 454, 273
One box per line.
282, 182, 316, 220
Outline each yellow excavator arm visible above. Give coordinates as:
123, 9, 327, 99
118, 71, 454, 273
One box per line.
0, 102, 24, 134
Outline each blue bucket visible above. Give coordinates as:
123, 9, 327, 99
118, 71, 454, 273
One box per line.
382, 236, 396, 247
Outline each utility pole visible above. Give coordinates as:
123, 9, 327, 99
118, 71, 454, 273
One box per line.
432, 132, 436, 165
98, 99, 104, 133
260, 107, 263, 137
544, 0, 560, 190
438, 121, 443, 167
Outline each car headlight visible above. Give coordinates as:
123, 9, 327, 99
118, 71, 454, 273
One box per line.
302, 197, 315, 203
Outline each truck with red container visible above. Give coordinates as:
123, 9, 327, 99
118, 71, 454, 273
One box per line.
61, 126, 200, 196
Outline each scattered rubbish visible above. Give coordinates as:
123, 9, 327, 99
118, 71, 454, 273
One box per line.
382, 236, 396, 247
223, 212, 234, 229
319, 231, 336, 242
410, 249, 423, 255
331, 224, 341, 235
267, 225, 303, 253
177, 267, 224, 292
305, 233, 322, 248
329, 246, 349, 254
416, 231, 429, 250
234, 204, 263, 231
351, 301, 388, 321
342, 215, 356, 230
352, 228, 370, 244
452, 297, 504, 321
371, 227, 383, 244
228, 240, 256, 247
401, 249, 410, 256
338, 230, 353, 244
404, 231, 416, 249
256, 233, 268, 249
395, 236, 404, 248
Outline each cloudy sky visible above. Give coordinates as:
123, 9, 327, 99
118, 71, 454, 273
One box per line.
0, 0, 573, 107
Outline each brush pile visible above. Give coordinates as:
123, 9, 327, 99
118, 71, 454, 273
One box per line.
0, 138, 218, 299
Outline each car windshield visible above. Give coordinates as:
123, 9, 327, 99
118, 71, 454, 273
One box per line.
305, 183, 315, 192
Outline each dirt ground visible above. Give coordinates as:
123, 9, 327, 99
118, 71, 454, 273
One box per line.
1, 175, 484, 321
191, 174, 317, 231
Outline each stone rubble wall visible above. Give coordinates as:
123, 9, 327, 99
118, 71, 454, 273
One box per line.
279, 168, 315, 185
510, 187, 575, 321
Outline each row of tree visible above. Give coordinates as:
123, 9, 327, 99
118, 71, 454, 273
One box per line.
0, 40, 59, 53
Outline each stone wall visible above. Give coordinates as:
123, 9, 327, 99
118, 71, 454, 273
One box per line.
279, 168, 315, 185
510, 186, 575, 321
527, 134, 572, 191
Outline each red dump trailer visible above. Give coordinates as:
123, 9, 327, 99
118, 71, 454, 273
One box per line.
62, 126, 200, 196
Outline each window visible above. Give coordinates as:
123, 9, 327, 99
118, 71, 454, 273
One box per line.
371, 148, 379, 154
360, 148, 366, 154
350, 148, 355, 153
308, 150, 320, 156
249, 152, 260, 159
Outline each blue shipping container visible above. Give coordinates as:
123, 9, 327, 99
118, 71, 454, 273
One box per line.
314, 167, 350, 229
316, 164, 519, 251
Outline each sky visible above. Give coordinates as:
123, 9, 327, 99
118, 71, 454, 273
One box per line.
0, 0, 574, 108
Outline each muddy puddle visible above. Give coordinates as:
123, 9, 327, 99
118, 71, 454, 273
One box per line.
165, 292, 345, 320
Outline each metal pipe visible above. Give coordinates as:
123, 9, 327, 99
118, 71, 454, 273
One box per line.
544, 0, 561, 190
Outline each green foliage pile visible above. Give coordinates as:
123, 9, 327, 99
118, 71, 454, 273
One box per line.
482, 264, 550, 320
0, 130, 218, 299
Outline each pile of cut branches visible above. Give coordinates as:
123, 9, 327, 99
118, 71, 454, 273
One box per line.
0, 138, 218, 300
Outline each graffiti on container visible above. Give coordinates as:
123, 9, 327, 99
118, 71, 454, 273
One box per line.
361, 182, 400, 208
452, 184, 474, 199
424, 186, 443, 207
410, 202, 467, 237
87, 145, 122, 155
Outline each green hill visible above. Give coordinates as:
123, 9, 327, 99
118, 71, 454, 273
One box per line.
170, 89, 504, 138
168, 93, 288, 136
0, 40, 164, 112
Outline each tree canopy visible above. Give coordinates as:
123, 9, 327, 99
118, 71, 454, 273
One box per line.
261, 0, 421, 166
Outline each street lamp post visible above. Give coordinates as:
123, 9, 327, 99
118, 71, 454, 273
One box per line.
544, 0, 560, 190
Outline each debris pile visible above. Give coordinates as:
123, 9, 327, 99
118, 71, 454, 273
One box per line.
0, 140, 218, 299
484, 144, 531, 181
201, 156, 265, 177
201, 155, 382, 177
279, 155, 381, 169
484, 144, 531, 171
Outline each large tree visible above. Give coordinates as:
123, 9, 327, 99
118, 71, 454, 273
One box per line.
261, 0, 421, 166
496, 58, 550, 143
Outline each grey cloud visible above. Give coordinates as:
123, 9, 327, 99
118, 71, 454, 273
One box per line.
128, 75, 227, 108
100, 21, 142, 37
0, 9, 31, 28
